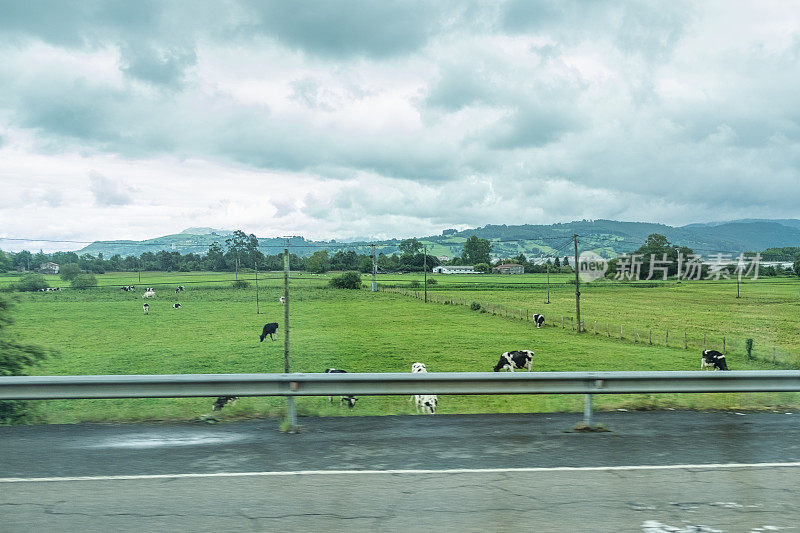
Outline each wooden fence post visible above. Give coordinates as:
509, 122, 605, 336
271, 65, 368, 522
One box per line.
620, 325, 623, 339
649, 329, 652, 345
723, 337, 726, 354
684, 331, 687, 350
594, 320, 597, 335
606, 323, 610, 337
773, 346, 776, 364
562, 317, 565, 329
666, 329, 669, 347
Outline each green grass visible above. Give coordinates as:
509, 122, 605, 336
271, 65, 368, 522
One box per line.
3, 271, 800, 424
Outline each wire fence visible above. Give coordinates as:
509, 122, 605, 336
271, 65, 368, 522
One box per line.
382, 287, 800, 369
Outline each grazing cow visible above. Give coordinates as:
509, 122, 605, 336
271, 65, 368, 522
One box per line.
533, 313, 545, 328
279, 296, 286, 304
324, 368, 358, 408
175, 286, 185, 293
122, 286, 135, 292
142, 303, 149, 315
212, 396, 237, 411
260, 322, 279, 342
415, 394, 438, 414
493, 350, 534, 372
411, 362, 427, 373
142, 290, 155, 298
701, 349, 729, 371
172, 303, 181, 309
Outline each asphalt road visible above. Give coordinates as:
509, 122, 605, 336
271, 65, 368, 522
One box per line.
2, 410, 800, 532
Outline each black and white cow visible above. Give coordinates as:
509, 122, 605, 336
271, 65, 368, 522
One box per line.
122, 285, 135, 292
533, 313, 545, 328
493, 350, 534, 372
411, 362, 427, 373
212, 396, 237, 411
175, 286, 185, 293
415, 394, 437, 414
142, 303, 149, 315
324, 368, 358, 408
260, 322, 279, 342
701, 349, 729, 371
142, 290, 155, 298
279, 296, 286, 305
172, 303, 181, 309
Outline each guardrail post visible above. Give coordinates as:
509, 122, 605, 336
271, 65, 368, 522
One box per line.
583, 394, 593, 426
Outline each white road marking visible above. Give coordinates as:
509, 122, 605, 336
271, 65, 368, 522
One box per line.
2, 462, 800, 484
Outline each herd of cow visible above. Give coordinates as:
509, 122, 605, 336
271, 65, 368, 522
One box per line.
118, 288, 731, 414
126, 285, 185, 315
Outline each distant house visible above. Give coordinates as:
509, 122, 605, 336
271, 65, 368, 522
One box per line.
438, 256, 450, 262
432, 265, 479, 274
39, 262, 59, 274
492, 263, 524, 275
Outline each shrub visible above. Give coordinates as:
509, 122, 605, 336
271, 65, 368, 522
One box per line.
410, 280, 421, 288
14, 274, 49, 292
427, 277, 437, 285
329, 271, 362, 289
232, 280, 250, 289
474, 263, 490, 273
59, 263, 81, 281
470, 301, 481, 311
71, 273, 98, 290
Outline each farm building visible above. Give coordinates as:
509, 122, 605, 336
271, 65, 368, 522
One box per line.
492, 263, 524, 274
432, 265, 479, 274
39, 262, 59, 274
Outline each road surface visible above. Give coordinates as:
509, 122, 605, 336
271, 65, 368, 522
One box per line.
1, 410, 799, 532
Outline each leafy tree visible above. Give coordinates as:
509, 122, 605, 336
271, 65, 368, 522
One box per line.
206, 242, 226, 271
13, 250, 32, 271
474, 262, 490, 273
462, 236, 492, 265
0, 295, 52, 423
399, 238, 422, 257
59, 263, 82, 281
307, 251, 331, 274
71, 273, 98, 290
554, 257, 561, 267
14, 274, 49, 292
0, 250, 11, 273
329, 271, 362, 289
795, 253, 800, 277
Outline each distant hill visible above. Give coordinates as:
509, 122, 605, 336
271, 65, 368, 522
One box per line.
77, 220, 800, 259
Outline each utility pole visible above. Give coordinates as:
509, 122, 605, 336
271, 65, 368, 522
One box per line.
371, 243, 377, 292
255, 260, 259, 314
423, 245, 428, 303
574, 234, 581, 333
546, 258, 551, 304
283, 238, 296, 430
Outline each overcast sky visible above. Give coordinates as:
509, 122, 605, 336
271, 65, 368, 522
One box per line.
1, 1, 800, 252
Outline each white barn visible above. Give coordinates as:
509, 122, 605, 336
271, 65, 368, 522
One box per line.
432, 265, 479, 274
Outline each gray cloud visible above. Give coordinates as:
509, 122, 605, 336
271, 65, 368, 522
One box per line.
242, 0, 444, 59
120, 44, 197, 87
89, 171, 133, 206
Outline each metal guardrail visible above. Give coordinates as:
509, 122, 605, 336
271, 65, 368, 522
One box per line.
1, 371, 800, 400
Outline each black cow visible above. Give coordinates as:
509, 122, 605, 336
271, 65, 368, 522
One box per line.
701, 349, 729, 371
493, 350, 534, 372
533, 313, 545, 328
212, 396, 237, 411
260, 322, 279, 342
325, 368, 358, 408
176, 286, 185, 293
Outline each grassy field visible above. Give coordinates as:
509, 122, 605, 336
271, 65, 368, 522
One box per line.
2, 271, 799, 424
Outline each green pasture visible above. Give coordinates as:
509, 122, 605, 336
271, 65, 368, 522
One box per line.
3, 271, 799, 424
393, 274, 800, 367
